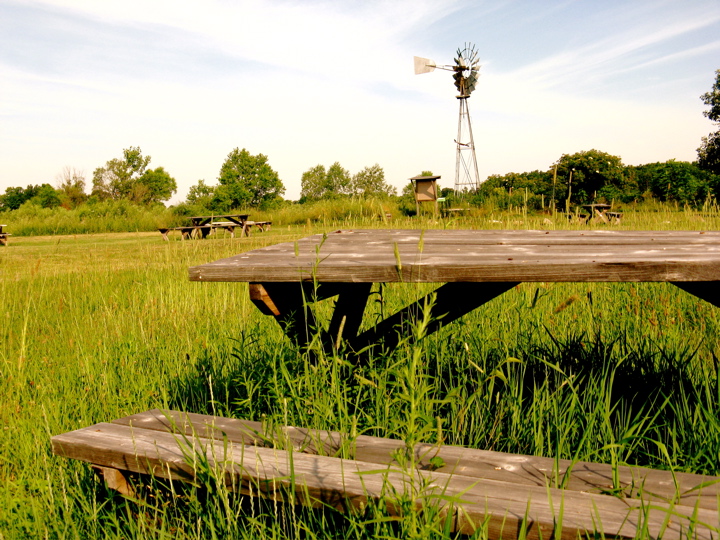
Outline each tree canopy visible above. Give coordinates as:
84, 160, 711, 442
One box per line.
213, 148, 285, 210
136, 167, 177, 204
299, 162, 353, 202
554, 149, 625, 204
351, 164, 396, 198
0, 184, 62, 211
698, 69, 720, 174
91, 146, 176, 204
300, 162, 394, 201
56, 167, 88, 208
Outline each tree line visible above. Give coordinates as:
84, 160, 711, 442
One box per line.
2, 69, 719, 214
478, 150, 720, 210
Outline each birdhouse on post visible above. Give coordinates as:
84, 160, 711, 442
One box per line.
411, 175, 440, 215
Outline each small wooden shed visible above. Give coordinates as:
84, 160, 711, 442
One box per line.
410, 175, 440, 215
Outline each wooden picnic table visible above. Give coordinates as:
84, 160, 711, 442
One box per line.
159, 214, 272, 240
189, 229, 720, 357
581, 203, 622, 224
0, 224, 10, 246
51, 228, 720, 539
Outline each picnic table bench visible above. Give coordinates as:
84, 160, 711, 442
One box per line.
52, 408, 720, 539
0, 224, 10, 246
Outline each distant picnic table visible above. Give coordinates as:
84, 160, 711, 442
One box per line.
581, 204, 623, 224
0, 224, 10, 246
158, 214, 271, 240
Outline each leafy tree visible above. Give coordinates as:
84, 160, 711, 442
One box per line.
300, 165, 328, 201
698, 131, 720, 175
213, 148, 284, 210
0, 184, 62, 210
633, 161, 715, 205
700, 69, 720, 123
56, 166, 87, 208
698, 69, 720, 174
30, 184, 62, 208
0, 186, 34, 211
326, 162, 351, 196
351, 164, 396, 197
186, 180, 214, 206
92, 147, 151, 201
134, 166, 177, 204
481, 170, 552, 194
299, 162, 351, 201
554, 150, 625, 204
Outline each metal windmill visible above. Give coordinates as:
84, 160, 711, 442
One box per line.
414, 43, 481, 193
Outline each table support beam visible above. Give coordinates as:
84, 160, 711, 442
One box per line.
672, 282, 720, 308
347, 282, 518, 359
250, 281, 518, 361
249, 282, 360, 351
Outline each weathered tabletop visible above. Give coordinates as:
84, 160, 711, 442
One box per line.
189, 229, 720, 356
189, 213, 249, 227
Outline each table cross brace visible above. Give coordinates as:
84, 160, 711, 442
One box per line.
249, 281, 518, 361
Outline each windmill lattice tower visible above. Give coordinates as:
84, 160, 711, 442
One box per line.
414, 43, 481, 193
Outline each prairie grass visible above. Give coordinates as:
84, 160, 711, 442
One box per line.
1, 207, 719, 538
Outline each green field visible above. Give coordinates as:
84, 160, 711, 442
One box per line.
2, 209, 720, 539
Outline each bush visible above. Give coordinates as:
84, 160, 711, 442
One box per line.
4, 199, 177, 235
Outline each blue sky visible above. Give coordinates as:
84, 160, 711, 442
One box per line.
1, 0, 719, 202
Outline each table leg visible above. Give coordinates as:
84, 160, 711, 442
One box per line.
249, 282, 355, 350
672, 282, 720, 308
327, 283, 372, 351
249, 282, 518, 360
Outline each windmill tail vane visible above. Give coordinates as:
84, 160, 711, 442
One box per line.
413, 56, 436, 75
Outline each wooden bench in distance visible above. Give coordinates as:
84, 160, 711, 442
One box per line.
0, 233, 10, 246
51, 409, 720, 540
606, 211, 623, 224
241, 221, 271, 235
209, 221, 241, 237
158, 226, 214, 241
565, 213, 588, 223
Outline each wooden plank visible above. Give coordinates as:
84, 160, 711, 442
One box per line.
51, 413, 720, 540
189, 230, 720, 284
111, 409, 720, 512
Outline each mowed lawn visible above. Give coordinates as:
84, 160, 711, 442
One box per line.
1, 213, 720, 539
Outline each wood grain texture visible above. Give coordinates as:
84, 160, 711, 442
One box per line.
52, 409, 720, 540
189, 230, 720, 283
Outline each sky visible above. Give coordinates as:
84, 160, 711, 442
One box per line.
1, 0, 719, 203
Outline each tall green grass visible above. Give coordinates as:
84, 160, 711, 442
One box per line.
3, 195, 720, 236
1, 211, 719, 538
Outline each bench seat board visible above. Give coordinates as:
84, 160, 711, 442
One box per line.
51, 409, 719, 540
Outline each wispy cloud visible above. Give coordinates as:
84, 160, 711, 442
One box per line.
506, 7, 720, 91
